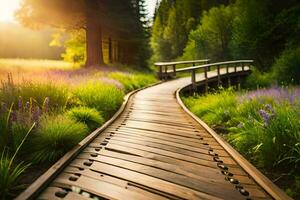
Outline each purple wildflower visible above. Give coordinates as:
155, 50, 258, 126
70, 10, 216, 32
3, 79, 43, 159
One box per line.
18, 96, 23, 111
10, 110, 17, 123
259, 109, 273, 127
32, 106, 41, 123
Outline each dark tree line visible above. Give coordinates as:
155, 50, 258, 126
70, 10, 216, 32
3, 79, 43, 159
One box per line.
151, 0, 300, 75
17, 0, 150, 67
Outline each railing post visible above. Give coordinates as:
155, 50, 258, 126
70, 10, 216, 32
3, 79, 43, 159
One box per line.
234, 63, 237, 73
204, 66, 208, 92
226, 64, 229, 74
242, 62, 244, 71
173, 64, 176, 77
217, 65, 221, 86
191, 69, 196, 91
164, 65, 168, 80
157, 65, 162, 79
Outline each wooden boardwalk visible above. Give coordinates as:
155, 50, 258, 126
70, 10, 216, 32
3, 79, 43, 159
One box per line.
18, 67, 291, 200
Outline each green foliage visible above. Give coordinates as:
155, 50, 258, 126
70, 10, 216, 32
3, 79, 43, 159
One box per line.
183, 88, 237, 126
30, 115, 88, 164
243, 68, 272, 89
0, 76, 70, 112
0, 123, 34, 199
108, 72, 156, 92
230, 0, 300, 71
183, 88, 300, 187
61, 30, 86, 64
0, 153, 29, 200
66, 107, 104, 131
183, 5, 235, 61
0, 103, 13, 151
151, 0, 226, 61
73, 82, 124, 119
272, 47, 300, 85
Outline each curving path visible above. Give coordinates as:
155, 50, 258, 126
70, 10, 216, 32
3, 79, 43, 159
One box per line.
18, 67, 290, 200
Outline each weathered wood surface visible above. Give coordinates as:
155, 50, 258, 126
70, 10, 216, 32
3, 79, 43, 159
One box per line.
17, 67, 291, 200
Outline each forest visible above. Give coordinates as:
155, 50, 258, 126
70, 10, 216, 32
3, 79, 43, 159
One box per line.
0, 0, 300, 199
151, 0, 300, 85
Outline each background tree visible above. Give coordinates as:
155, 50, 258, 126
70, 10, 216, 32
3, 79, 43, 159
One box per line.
182, 5, 235, 61
150, 0, 230, 62
17, 0, 150, 67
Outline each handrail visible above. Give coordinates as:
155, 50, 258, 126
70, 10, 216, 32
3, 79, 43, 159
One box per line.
154, 59, 210, 79
155, 59, 253, 91
154, 59, 210, 66
187, 60, 253, 91
176, 60, 254, 72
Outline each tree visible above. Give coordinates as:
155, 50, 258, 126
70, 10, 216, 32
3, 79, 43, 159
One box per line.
230, 0, 300, 71
183, 5, 235, 61
150, 0, 231, 62
17, 0, 149, 67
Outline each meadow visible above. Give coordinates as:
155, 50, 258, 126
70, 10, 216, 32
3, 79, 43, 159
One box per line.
0, 59, 157, 199
183, 87, 300, 198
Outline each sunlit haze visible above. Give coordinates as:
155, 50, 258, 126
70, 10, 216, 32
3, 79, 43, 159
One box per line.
0, 0, 158, 23
0, 0, 21, 22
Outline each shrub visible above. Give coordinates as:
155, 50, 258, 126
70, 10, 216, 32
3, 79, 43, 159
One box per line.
66, 107, 104, 131
272, 47, 300, 85
73, 82, 124, 119
243, 68, 272, 89
30, 115, 88, 164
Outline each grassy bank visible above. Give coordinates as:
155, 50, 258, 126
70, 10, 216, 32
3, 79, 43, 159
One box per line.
0, 59, 157, 199
183, 87, 300, 198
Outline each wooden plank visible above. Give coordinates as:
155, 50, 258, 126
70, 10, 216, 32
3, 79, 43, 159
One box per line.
80, 150, 228, 182
69, 159, 237, 200
72, 156, 243, 199
39, 187, 92, 200
52, 173, 162, 200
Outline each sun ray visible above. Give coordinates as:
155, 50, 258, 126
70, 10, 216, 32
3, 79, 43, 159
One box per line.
0, 0, 21, 22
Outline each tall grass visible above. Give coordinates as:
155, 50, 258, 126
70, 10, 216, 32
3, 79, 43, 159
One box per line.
73, 81, 124, 119
66, 107, 104, 131
0, 76, 70, 111
109, 72, 157, 92
0, 123, 35, 199
183, 87, 300, 196
30, 115, 88, 164
183, 87, 300, 169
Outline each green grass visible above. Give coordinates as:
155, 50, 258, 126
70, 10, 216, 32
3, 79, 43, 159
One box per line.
30, 115, 88, 164
66, 107, 104, 131
182, 87, 300, 198
108, 72, 157, 92
0, 123, 34, 199
73, 81, 124, 119
0, 78, 70, 112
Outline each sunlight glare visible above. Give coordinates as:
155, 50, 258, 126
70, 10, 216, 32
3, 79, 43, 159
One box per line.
0, 0, 21, 22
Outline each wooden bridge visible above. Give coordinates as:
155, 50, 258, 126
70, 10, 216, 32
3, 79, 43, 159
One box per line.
17, 61, 291, 200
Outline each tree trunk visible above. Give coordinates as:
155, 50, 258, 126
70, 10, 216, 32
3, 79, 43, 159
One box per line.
86, 1, 104, 67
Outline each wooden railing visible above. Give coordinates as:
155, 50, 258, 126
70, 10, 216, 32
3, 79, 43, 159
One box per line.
186, 60, 253, 91
155, 59, 210, 79
156, 60, 253, 91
